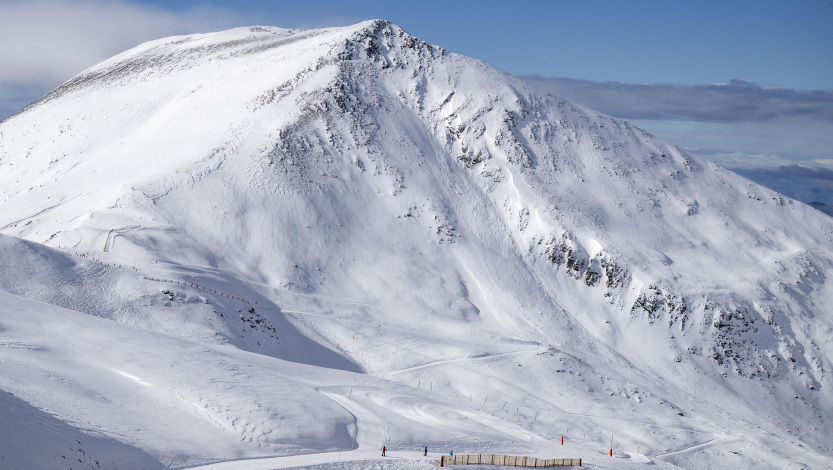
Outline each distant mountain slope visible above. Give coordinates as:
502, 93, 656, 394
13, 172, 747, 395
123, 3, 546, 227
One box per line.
809, 201, 833, 216
1, 20, 831, 469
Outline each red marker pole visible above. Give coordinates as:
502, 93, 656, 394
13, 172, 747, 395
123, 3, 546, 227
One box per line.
610, 432, 614, 457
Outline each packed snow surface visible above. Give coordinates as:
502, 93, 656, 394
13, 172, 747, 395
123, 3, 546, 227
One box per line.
1, 20, 832, 469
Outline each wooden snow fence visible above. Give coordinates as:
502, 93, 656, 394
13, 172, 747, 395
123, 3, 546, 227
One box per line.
439, 454, 581, 467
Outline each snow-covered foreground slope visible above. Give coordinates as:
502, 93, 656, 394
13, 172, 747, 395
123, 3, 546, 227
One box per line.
1, 20, 832, 469
5, 237, 825, 470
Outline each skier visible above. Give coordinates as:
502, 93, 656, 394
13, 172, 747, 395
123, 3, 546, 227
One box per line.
382, 446, 386, 457
424, 445, 428, 456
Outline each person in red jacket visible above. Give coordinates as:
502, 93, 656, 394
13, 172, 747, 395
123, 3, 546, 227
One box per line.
382, 446, 386, 456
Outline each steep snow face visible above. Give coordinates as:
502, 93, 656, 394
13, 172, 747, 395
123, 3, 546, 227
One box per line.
1, 20, 832, 469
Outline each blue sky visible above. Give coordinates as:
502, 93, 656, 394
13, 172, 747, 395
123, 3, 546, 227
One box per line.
1, 0, 831, 203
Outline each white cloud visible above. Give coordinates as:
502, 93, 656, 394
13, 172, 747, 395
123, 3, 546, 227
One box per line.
524, 76, 833, 171
687, 150, 796, 169
524, 77, 833, 123
732, 164, 833, 206
0, 0, 252, 87
811, 158, 833, 168
630, 119, 833, 163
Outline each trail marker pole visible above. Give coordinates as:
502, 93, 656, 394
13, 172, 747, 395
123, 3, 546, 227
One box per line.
610, 432, 613, 457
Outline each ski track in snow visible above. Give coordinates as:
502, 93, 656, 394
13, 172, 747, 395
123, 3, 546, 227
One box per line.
281, 309, 380, 327
381, 347, 546, 378
184, 452, 436, 470
508, 402, 714, 436
653, 435, 725, 459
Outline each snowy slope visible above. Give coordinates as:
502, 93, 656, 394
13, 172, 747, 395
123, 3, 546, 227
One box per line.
1, 20, 832, 469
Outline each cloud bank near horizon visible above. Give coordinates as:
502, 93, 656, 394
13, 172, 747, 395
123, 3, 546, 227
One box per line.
733, 165, 833, 206
525, 76, 833, 168
524, 76, 833, 124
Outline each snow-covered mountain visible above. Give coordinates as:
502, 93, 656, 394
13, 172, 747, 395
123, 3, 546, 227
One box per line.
1, 20, 831, 469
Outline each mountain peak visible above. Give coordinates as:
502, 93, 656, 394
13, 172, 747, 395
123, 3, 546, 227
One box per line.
11, 20, 438, 120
